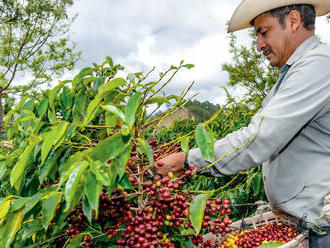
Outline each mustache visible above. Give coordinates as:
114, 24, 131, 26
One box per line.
262, 47, 273, 56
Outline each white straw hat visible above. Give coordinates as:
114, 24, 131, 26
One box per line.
228, 0, 330, 32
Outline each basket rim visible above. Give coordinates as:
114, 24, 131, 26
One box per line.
203, 211, 309, 248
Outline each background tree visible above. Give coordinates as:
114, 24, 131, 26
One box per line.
222, 31, 278, 111
0, 0, 80, 134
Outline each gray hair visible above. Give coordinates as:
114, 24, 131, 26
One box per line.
251, 4, 316, 31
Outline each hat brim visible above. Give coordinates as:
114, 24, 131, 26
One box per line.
228, 0, 330, 32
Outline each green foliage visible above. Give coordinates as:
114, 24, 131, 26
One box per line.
137, 138, 154, 166
0, 0, 80, 132
189, 193, 212, 234
195, 123, 214, 161
144, 119, 195, 144
222, 31, 278, 110
0, 57, 195, 247
0, 208, 23, 247
258, 241, 286, 248
183, 166, 266, 222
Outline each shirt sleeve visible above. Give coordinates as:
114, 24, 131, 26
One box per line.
188, 51, 330, 177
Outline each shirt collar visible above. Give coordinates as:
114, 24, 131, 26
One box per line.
285, 35, 320, 67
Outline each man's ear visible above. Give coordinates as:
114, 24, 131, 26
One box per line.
286, 10, 302, 32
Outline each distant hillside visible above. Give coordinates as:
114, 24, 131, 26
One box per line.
157, 100, 220, 128
185, 100, 220, 123
159, 107, 193, 128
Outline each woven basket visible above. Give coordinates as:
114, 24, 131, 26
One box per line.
202, 211, 309, 248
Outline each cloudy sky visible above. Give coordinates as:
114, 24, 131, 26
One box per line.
65, 0, 330, 105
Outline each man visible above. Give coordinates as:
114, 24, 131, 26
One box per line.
157, 1, 330, 246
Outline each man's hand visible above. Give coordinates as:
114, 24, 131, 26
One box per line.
155, 152, 185, 177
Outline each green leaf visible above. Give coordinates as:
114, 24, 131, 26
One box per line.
84, 172, 102, 216
102, 104, 126, 123
72, 67, 93, 88
180, 136, 190, 156
0, 208, 23, 248
189, 193, 212, 234
90, 133, 130, 163
105, 112, 116, 127
37, 100, 48, 118
54, 121, 70, 147
258, 241, 285, 248
65, 233, 85, 248
181, 228, 196, 236
82, 195, 93, 224
39, 149, 57, 184
182, 64, 194, 69
108, 162, 119, 195
59, 150, 88, 177
168, 95, 179, 101
118, 173, 133, 190
10, 197, 29, 212
107, 56, 114, 67
20, 115, 35, 122
125, 92, 141, 128
90, 161, 111, 186
4, 110, 16, 128
23, 192, 43, 215
52, 202, 70, 235
41, 192, 62, 229
41, 121, 69, 165
98, 78, 126, 97
21, 219, 43, 242
143, 81, 157, 89
137, 138, 153, 166
65, 124, 76, 140
0, 161, 6, 181
47, 85, 63, 123
10, 139, 38, 191
115, 144, 132, 179
73, 93, 87, 118
253, 173, 263, 197
83, 96, 101, 125
128, 73, 135, 83
245, 172, 255, 196
82, 77, 96, 87
0, 199, 11, 219
195, 124, 214, 161
17, 96, 29, 109
48, 109, 57, 124
41, 129, 56, 165
21, 109, 35, 116
121, 124, 130, 136
64, 163, 88, 211
183, 240, 194, 248
145, 96, 170, 106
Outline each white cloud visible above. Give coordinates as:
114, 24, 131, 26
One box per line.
63, 1, 330, 105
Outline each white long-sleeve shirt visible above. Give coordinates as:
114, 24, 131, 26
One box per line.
188, 36, 330, 225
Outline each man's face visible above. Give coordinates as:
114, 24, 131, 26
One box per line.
254, 13, 291, 68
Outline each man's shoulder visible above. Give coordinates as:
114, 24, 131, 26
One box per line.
305, 42, 330, 59
294, 42, 330, 70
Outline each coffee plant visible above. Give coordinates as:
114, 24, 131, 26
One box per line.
0, 57, 245, 248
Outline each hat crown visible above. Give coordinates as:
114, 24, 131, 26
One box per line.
228, 0, 330, 32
